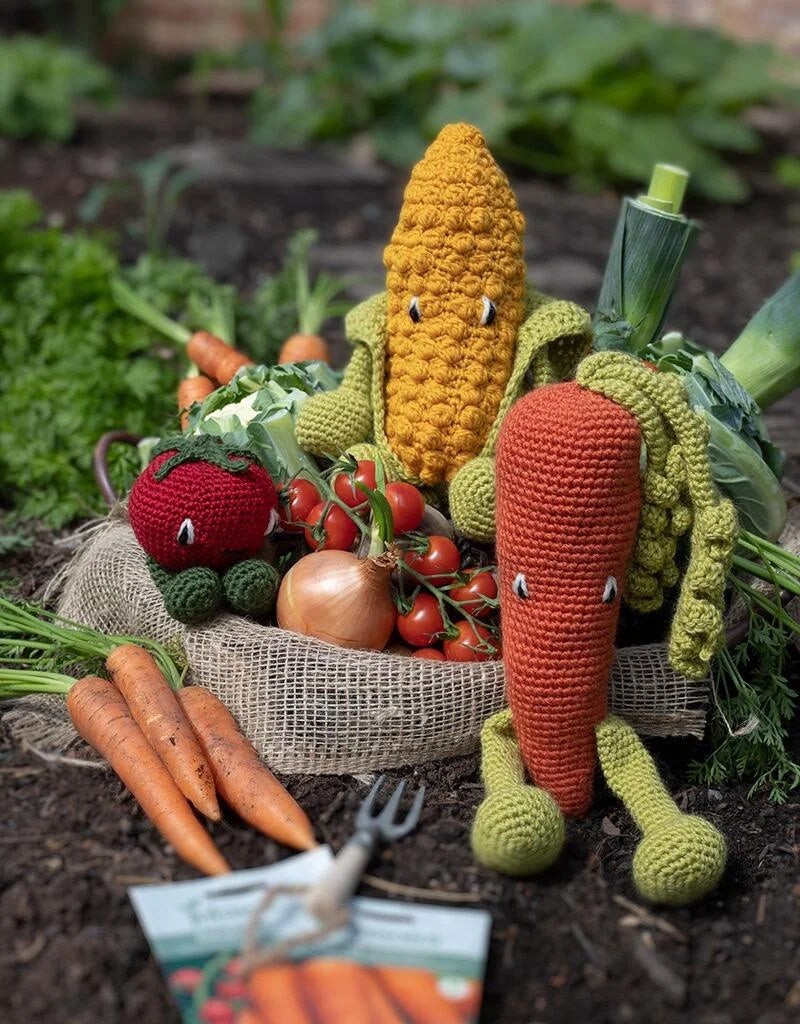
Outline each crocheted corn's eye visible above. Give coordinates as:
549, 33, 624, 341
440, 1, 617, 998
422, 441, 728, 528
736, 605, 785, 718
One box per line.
602, 575, 618, 604
177, 517, 195, 546
408, 296, 422, 323
512, 572, 529, 599
480, 296, 496, 326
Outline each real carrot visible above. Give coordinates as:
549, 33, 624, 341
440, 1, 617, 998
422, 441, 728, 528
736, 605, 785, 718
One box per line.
278, 333, 331, 366
187, 330, 253, 385
234, 1010, 264, 1024
106, 644, 219, 821
177, 686, 316, 850
247, 964, 312, 1024
373, 966, 465, 1024
299, 959, 381, 1024
178, 371, 216, 430
66, 676, 229, 875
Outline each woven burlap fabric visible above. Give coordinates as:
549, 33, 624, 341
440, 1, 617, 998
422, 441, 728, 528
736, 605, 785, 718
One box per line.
3, 506, 722, 774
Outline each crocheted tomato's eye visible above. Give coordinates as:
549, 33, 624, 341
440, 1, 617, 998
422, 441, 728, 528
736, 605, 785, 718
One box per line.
512, 572, 529, 599
602, 575, 618, 604
177, 517, 195, 546
480, 296, 496, 326
408, 296, 421, 323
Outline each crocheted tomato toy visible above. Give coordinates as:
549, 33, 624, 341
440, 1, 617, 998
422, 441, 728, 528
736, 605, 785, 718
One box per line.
128, 435, 281, 624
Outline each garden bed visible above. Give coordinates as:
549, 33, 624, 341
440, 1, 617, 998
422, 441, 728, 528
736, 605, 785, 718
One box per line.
1, 97, 799, 1023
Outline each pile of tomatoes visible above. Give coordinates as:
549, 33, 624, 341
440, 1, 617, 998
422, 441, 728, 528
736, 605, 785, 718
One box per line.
278, 460, 500, 663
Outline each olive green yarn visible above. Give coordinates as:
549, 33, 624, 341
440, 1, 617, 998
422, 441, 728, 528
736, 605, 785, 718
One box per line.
449, 456, 496, 543
596, 715, 727, 905
295, 290, 592, 540
148, 558, 222, 625
222, 559, 279, 617
577, 351, 738, 678
471, 710, 565, 876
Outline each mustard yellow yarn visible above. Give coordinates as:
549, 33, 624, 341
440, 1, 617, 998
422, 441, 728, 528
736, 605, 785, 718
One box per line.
576, 351, 738, 679
470, 709, 565, 876
383, 123, 526, 486
596, 715, 727, 905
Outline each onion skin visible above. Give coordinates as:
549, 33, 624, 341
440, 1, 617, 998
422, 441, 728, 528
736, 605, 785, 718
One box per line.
276, 550, 396, 651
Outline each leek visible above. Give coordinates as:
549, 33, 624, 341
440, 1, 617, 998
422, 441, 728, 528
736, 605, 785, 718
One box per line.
594, 163, 698, 353
720, 268, 800, 410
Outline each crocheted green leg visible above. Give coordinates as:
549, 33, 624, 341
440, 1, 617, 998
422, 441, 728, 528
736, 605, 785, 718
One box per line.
449, 456, 496, 542
471, 709, 565, 876
222, 559, 280, 617
148, 557, 222, 625
596, 715, 727, 905
295, 345, 373, 456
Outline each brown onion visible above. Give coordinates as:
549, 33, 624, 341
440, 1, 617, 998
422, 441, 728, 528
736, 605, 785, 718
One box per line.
276, 549, 397, 651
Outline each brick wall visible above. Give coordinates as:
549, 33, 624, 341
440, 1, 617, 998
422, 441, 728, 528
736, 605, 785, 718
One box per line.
109, 0, 800, 57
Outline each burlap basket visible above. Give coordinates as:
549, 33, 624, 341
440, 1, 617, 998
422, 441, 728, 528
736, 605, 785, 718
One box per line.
5, 505, 799, 774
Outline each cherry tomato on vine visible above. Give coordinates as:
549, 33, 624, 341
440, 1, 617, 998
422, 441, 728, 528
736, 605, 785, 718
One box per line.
410, 647, 445, 661
405, 535, 461, 586
332, 460, 377, 508
278, 478, 320, 532
304, 502, 358, 551
397, 593, 445, 647
449, 570, 498, 620
385, 482, 425, 533
443, 620, 499, 662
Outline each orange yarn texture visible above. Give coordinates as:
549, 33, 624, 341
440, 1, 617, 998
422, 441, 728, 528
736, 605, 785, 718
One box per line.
495, 381, 644, 817
382, 123, 526, 486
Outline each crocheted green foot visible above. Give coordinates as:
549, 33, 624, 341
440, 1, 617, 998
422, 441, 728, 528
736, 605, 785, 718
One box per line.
596, 714, 727, 905
471, 708, 565, 876
148, 557, 223, 625
472, 785, 564, 876
448, 456, 496, 542
633, 815, 727, 906
222, 558, 280, 617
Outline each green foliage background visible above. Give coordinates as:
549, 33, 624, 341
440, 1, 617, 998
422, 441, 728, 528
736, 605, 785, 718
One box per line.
248, 0, 795, 201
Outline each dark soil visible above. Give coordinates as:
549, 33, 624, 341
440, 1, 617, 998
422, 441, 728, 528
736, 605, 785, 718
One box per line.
1, 98, 800, 1024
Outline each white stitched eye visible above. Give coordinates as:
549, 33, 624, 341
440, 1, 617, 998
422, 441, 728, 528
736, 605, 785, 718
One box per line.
602, 576, 618, 603
408, 296, 421, 323
512, 572, 529, 599
177, 518, 195, 546
480, 296, 496, 326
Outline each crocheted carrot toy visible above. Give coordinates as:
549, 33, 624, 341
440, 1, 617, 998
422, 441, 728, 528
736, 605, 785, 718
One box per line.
472, 351, 738, 905
294, 123, 593, 542
128, 436, 280, 625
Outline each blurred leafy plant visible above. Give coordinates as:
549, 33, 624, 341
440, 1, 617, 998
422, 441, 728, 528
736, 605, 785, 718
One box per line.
0, 35, 115, 141
0, 190, 349, 527
247, 0, 796, 201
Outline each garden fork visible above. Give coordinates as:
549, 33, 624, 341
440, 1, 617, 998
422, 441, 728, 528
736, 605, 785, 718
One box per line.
304, 775, 426, 922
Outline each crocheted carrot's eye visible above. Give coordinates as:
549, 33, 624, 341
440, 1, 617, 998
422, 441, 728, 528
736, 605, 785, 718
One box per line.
177, 517, 195, 546
408, 296, 422, 323
602, 575, 618, 603
512, 572, 529, 599
480, 296, 496, 326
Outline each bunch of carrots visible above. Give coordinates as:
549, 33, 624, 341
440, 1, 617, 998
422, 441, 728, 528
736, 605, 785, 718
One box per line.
178, 957, 481, 1024
111, 247, 343, 432
0, 599, 316, 875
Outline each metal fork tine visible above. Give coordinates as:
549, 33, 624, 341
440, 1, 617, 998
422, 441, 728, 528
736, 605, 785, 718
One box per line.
379, 779, 407, 824
357, 774, 387, 825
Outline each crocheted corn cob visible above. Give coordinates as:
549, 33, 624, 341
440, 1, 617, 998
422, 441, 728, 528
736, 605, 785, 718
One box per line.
383, 123, 526, 485
495, 381, 643, 816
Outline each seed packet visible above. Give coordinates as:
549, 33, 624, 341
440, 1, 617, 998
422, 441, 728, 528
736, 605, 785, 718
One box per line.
130, 846, 491, 1023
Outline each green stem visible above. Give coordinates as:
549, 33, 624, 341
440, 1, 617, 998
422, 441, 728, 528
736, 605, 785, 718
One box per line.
111, 277, 191, 346
731, 555, 800, 598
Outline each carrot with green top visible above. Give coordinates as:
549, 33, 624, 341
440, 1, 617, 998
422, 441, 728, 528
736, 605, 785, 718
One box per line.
0, 599, 219, 820
472, 351, 736, 905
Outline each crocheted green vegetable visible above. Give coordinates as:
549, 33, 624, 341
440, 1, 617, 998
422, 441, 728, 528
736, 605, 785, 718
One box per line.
471, 351, 737, 905
129, 436, 280, 625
